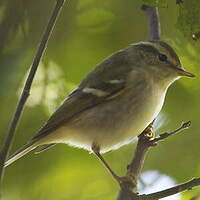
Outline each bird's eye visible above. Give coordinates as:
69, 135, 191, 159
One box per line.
158, 54, 168, 62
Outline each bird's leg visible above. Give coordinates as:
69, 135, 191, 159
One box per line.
92, 144, 118, 180
92, 143, 135, 187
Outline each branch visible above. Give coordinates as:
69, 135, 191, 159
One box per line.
0, 0, 67, 188
139, 178, 200, 200
117, 129, 154, 200
117, 121, 192, 200
141, 5, 161, 40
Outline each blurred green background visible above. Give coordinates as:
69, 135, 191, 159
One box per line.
0, 0, 200, 199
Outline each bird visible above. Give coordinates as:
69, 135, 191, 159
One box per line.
4, 40, 194, 184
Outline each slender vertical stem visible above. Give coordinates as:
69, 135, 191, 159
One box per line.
0, 0, 67, 190
141, 5, 161, 40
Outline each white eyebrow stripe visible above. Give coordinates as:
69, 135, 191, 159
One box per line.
82, 88, 109, 97
108, 79, 124, 84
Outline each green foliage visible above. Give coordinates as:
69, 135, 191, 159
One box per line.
177, 0, 200, 39
140, 0, 167, 7
0, 0, 200, 199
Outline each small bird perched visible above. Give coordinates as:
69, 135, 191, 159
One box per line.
5, 41, 194, 183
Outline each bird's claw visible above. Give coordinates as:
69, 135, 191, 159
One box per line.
144, 124, 154, 139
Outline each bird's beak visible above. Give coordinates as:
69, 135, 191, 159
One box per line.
176, 68, 195, 78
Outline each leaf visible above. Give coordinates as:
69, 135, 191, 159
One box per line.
177, 0, 200, 39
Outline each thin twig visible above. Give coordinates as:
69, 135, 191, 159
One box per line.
152, 121, 191, 143
141, 5, 160, 40
139, 178, 200, 200
0, 0, 67, 189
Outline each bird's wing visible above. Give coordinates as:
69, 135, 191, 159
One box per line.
32, 81, 126, 141
31, 49, 132, 141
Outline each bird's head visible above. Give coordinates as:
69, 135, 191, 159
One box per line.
128, 41, 195, 87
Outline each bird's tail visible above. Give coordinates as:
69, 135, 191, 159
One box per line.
4, 141, 37, 168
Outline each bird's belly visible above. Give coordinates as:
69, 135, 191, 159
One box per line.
47, 87, 166, 153
99, 88, 165, 152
